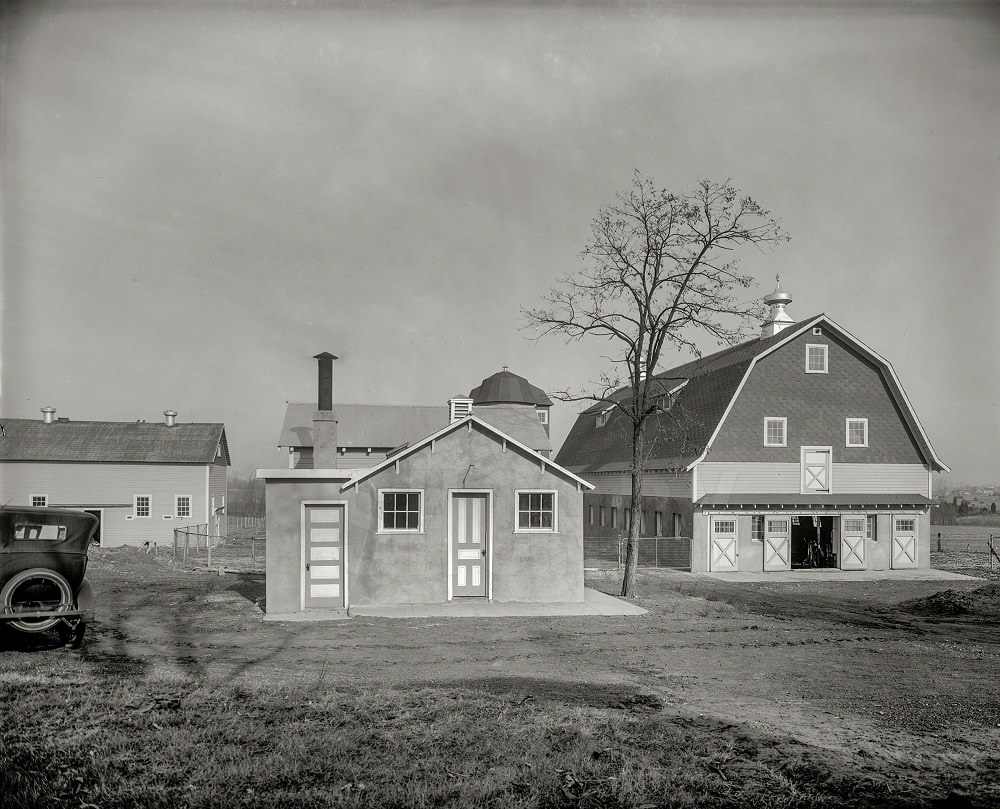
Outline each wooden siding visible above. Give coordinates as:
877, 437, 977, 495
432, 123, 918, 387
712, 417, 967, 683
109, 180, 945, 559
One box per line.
291, 447, 384, 470
0, 461, 215, 547
709, 329, 926, 464
833, 464, 929, 495
585, 471, 692, 498
697, 461, 929, 496
697, 463, 800, 495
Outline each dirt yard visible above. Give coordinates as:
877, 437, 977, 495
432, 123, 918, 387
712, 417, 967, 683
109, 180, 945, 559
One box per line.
2, 549, 998, 808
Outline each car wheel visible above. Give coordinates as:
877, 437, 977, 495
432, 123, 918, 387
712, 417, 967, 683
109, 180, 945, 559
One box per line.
0, 568, 74, 633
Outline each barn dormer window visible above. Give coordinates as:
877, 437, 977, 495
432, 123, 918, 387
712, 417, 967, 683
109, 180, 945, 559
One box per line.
846, 418, 868, 447
595, 406, 613, 428
806, 344, 828, 373
764, 417, 787, 447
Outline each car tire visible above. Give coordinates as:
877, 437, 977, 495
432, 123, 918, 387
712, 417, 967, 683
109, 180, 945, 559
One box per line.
0, 568, 75, 633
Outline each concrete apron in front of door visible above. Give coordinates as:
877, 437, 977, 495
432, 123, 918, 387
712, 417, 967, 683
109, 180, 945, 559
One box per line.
263, 589, 647, 621
690, 568, 977, 583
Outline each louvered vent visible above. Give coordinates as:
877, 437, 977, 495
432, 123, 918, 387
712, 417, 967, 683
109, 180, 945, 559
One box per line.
449, 398, 474, 423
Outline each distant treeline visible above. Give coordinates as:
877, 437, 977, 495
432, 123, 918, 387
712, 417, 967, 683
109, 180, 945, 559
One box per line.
227, 468, 265, 518
933, 497, 999, 526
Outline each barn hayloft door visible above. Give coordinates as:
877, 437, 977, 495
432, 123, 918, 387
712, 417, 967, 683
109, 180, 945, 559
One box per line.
451, 493, 489, 597
840, 515, 867, 570
304, 504, 346, 609
763, 517, 791, 572
891, 516, 918, 569
710, 517, 738, 572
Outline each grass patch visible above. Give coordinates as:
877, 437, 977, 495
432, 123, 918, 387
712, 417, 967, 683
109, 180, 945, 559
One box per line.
1, 677, 903, 809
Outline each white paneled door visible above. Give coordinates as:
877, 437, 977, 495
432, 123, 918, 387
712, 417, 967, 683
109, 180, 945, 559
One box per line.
710, 518, 738, 572
304, 504, 345, 609
840, 515, 867, 570
452, 493, 488, 597
763, 517, 791, 572
891, 516, 918, 569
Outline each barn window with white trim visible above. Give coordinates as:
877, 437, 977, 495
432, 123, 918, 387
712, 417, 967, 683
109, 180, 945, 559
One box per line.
517, 491, 556, 531
379, 490, 422, 532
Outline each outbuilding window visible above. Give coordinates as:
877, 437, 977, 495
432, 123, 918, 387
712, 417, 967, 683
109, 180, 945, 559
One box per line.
751, 515, 765, 541
379, 490, 423, 532
806, 344, 828, 373
175, 496, 192, 519
134, 495, 151, 518
30, 494, 48, 507
516, 491, 557, 532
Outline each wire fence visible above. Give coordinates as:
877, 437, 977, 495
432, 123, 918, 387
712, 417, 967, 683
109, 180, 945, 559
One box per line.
584, 535, 691, 571
172, 521, 265, 572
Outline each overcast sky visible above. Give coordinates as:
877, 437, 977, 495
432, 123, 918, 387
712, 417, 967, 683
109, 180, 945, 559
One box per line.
2, 1, 998, 484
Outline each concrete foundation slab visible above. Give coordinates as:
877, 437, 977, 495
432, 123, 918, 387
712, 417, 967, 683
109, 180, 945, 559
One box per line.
685, 568, 979, 583
262, 588, 646, 621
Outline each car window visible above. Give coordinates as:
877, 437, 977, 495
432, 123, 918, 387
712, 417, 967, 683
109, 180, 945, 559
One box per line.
13, 523, 67, 541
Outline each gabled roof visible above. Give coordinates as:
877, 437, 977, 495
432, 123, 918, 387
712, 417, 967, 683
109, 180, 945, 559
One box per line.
0, 419, 229, 464
341, 415, 594, 492
555, 315, 948, 474
278, 404, 448, 449
469, 370, 553, 406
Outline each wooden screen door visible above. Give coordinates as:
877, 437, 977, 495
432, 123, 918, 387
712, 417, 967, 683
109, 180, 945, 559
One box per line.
304, 504, 346, 609
452, 493, 488, 597
840, 515, 867, 570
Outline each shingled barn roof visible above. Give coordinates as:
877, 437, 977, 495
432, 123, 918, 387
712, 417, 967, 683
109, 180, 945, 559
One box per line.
555, 315, 948, 474
0, 419, 229, 464
279, 404, 448, 449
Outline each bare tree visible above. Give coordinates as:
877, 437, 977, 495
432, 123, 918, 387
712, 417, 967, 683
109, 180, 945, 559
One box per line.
524, 172, 788, 596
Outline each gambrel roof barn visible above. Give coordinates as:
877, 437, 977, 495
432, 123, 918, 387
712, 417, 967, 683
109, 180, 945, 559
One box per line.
557, 282, 947, 574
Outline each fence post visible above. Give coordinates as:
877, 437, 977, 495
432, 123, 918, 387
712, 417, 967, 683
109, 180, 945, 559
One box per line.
184, 529, 189, 563
655, 536, 659, 569
207, 529, 212, 569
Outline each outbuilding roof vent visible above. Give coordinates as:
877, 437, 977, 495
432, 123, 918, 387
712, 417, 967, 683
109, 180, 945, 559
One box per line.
449, 397, 473, 423
41, 407, 56, 424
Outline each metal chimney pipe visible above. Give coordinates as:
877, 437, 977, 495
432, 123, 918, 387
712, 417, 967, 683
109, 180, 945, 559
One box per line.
41, 407, 56, 424
164, 410, 177, 427
313, 352, 338, 411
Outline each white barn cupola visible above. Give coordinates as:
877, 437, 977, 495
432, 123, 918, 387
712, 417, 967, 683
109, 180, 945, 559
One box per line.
760, 276, 794, 339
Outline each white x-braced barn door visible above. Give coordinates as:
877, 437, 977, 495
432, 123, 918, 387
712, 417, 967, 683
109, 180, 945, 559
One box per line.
710, 518, 738, 572
891, 516, 918, 569
840, 515, 867, 570
802, 449, 832, 493
763, 517, 791, 572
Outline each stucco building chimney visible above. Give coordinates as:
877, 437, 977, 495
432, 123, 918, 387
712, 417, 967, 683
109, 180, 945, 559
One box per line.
312, 352, 339, 469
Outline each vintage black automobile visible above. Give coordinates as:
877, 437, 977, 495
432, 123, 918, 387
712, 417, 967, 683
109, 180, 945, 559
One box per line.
0, 506, 98, 647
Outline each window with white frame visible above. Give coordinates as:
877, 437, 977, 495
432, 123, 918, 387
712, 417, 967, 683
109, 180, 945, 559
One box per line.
175, 495, 192, 519
134, 495, 151, 518
536, 409, 549, 425
751, 515, 765, 541
30, 495, 48, 507
867, 515, 877, 541
806, 344, 828, 373
764, 417, 787, 447
379, 490, 423, 532
516, 491, 557, 531
846, 418, 868, 447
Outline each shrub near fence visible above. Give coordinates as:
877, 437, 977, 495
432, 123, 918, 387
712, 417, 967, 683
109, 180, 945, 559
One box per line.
584, 535, 691, 571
